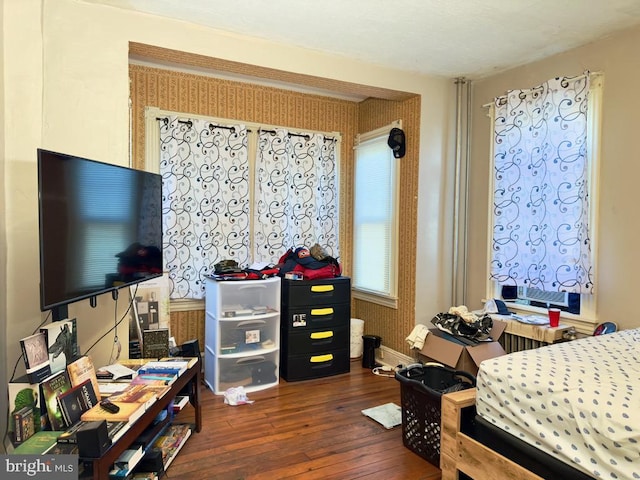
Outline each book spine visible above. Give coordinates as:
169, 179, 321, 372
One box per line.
13, 412, 23, 444
137, 368, 181, 375
20, 340, 30, 370
57, 398, 72, 429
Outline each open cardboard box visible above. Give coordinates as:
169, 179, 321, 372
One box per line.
417, 319, 508, 376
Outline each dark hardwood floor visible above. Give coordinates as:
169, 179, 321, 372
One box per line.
169, 361, 441, 480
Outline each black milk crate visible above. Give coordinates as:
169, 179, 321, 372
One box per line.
395, 363, 475, 467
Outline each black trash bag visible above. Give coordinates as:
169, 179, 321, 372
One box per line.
431, 312, 493, 341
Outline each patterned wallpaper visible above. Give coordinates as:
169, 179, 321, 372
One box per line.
356, 97, 422, 360
129, 61, 420, 357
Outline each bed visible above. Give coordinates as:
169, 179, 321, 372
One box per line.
440, 328, 640, 480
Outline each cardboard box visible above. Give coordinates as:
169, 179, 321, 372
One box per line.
418, 320, 508, 376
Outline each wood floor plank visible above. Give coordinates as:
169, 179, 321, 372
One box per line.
167, 362, 440, 480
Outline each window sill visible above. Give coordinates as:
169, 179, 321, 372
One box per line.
501, 301, 597, 335
352, 289, 398, 309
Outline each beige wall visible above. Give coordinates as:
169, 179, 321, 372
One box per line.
1, 0, 7, 453
2, 0, 455, 382
466, 25, 640, 332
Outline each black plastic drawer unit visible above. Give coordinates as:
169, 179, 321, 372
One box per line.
280, 277, 351, 381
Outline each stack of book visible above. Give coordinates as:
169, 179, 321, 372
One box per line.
81, 381, 167, 424
130, 359, 191, 387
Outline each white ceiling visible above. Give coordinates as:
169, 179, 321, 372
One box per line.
83, 0, 640, 79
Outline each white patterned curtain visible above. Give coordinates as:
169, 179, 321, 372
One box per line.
253, 129, 340, 264
159, 117, 249, 299
491, 75, 593, 294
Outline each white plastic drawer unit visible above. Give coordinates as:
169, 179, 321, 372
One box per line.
204, 276, 281, 394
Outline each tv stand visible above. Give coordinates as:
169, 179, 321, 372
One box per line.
81, 358, 202, 480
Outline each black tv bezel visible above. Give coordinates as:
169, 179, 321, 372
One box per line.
37, 148, 163, 321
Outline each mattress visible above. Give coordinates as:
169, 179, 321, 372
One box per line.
476, 328, 640, 479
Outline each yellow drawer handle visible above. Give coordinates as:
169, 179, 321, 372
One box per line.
310, 354, 333, 363
311, 308, 334, 316
310, 331, 333, 339
311, 285, 334, 293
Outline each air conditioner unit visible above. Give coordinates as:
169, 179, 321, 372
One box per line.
517, 286, 569, 307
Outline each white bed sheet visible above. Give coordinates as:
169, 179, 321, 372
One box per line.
476, 328, 640, 479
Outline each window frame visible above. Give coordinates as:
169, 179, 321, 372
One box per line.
352, 121, 401, 308
484, 74, 603, 334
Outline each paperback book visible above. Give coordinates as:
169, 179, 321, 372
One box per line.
57, 378, 99, 427
40, 318, 79, 374
172, 395, 189, 413
106, 383, 161, 408
142, 328, 170, 359
19, 331, 52, 384
12, 405, 35, 444
139, 359, 190, 376
131, 372, 177, 386
40, 370, 72, 431
114, 445, 144, 472
152, 423, 192, 469
81, 400, 146, 424
12, 431, 60, 455
67, 355, 100, 399
48, 442, 80, 455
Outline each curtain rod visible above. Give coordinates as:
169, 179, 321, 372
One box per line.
482, 71, 602, 108
155, 117, 337, 141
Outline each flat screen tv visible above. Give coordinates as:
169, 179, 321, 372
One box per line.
37, 148, 163, 321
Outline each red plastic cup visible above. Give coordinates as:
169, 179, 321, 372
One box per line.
548, 308, 561, 328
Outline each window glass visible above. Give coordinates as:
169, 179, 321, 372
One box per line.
353, 126, 399, 306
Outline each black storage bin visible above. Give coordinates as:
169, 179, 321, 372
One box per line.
395, 363, 475, 467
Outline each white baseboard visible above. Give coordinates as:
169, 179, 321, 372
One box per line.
376, 345, 417, 369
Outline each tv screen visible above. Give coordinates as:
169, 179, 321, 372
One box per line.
37, 149, 163, 320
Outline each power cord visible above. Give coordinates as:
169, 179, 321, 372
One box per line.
83, 285, 137, 358
372, 365, 400, 378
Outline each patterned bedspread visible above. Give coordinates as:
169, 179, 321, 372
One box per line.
476, 328, 640, 479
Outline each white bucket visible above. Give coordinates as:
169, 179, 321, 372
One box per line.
350, 318, 365, 358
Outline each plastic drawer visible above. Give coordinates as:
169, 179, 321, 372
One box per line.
282, 325, 349, 355
280, 348, 350, 381
281, 303, 350, 331
281, 277, 351, 307
217, 316, 279, 355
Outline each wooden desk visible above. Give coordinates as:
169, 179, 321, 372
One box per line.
82, 358, 202, 480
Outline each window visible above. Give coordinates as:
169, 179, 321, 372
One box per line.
352, 122, 401, 308
145, 108, 341, 302
487, 73, 603, 328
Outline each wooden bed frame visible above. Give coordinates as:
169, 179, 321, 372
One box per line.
440, 388, 544, 480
